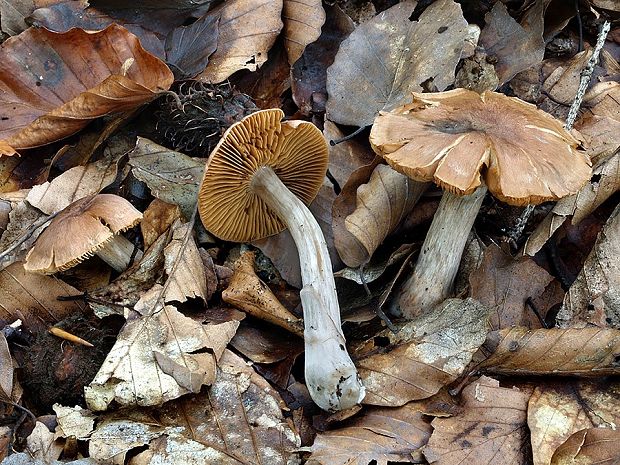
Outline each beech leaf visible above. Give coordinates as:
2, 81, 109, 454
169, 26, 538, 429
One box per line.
283, 0, 325, 65
326, 0, 468, 127
0, 25, 173, 155
0, 333, 12, 401
551, 428, 620, 465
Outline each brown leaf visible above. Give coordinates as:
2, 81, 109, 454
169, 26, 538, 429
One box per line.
338, 164, 427, 268
0, 153, 50, 192
479, 2, 545, 85
0, 333, 12, 401
141, 199, 182, 250
283, 0, 325, 65
326, 0, 468, 127
551, 428, 620, 465
356, 298, 492, 407
0, 25, 173, 155
423, 376, 530, 464
230, 324, 302, 365
291, 6, 354, 116
0, 262, 85, 332
0, 197, 46, 271
324, 121, 374, 189
528, 380, 620, 465
196, 0, 283, 83
306, 402, 432, 464
479, 327, 620, 376
469, 244, 556, 329
85, 285, 239, 410
559, 203, 620, 328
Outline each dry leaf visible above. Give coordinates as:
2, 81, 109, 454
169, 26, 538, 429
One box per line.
558, 203, 619, 328
53, 404, 96, 440
0, 262, 85, 332
0, 25, 173, 155
338, 164, 427, 268
551, 428, 620, 465
470, 244, 556, 329
479, 327, 620, 376
334, 243, 415, 284
283, 0, 325, 65
0, 197, 47, 271
0, 153, 49, 193
0, 333, 12, 401
356, 298, 492, 407
26, 149, 121, 215
196, 0, 283, 83
90, 350, 300, 464
324, 121, 375, 188
423, 376, 530, 464
128, 137, 205, 220
306, 402, 432, 464
163, 220, 208, 304
326, 0, 468, 127
85, 285, 239, 410
528, 380, 620, 465
0, 0, 38, 36
25, 422, 63, 464
141, 199, 182, 250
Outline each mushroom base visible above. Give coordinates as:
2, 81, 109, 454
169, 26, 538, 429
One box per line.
96, 234, 142, 272
397, 187, 487, 318
251, 166, 365, 411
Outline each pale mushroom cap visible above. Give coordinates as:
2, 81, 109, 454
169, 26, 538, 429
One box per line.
24, 194, 142, 274
369, 89, 592, 205
198, 108, 329, 242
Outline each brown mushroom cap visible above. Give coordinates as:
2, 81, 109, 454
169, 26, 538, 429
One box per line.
24, 194, 142, 274
369, 89, 592, 205
198, 108, 328, 242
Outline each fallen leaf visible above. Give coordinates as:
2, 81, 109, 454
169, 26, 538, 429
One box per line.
356, 298, 492, 406
558, 203, 620, 328
0, 25, 173, 155
0, 153, 50, 192
128, 137, 205, 220
551, 428, 620, 465
470, 244, 556, 329
306, 402, 432, 464
291, 5, 354, 116
334, 243, 415, 284
163, 220, 208, 304
53, 404, 96, 440
479, 1, 545, 85
324, 120, 375, 189
283, 0, 325, 66
0, 0, 38, 36
140, 199, 182, 250
85, 285, 239, 410
0, 262, 85, 332
0, 197, 47, 271
423, 376, 530, 464
0, 333, 12, 401
230, 324, 302, 365
326, 0, 468, 127
338, 164, 427, 268
196, 0, 283, 83
25, 149, 121, 215
25, 422, 63, 464
528, 380, 620, 465
479, 327, 620, 376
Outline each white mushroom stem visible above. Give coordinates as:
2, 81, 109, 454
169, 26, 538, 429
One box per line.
397, 186, 487, 318
251, 166, 365, 411
96, 234, 142, 272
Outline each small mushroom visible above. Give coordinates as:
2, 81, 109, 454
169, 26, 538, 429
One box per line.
198, 109, 365, 412
24, 194, 142, 274
370, 89, 592, 318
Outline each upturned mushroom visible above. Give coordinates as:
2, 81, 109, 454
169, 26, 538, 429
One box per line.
198, 109, 365, 412
24, 194, 142, 274
370, 89, 591, 318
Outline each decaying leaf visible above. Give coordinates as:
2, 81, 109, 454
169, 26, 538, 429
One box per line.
479, 327, 620, 376
163, 220, 208, 304
128, 137, 205, 220
141, 199, 182, 250
469, 244, 557, 329
334, 243, 415, 284
89, 350, 300, 465
0, 25, 173, 155
306, 402, 432, 465
0, 196, 47, 271
326, 0, 468, 127
423, 376, 530, 464
0, 153, 49, 193
558, 203, 619, 328
283, 0, 325, 66
356, 298, 492, 406
338, 164, 427, 268
0, 0, 36, 36
324, 120, 375, 189
53, 404, 96, 441
85, 285, 239, 410
24, 422, 63, 464
528, 380, 620, 465
0, 333, 12, 401
551, 428, 620, 465
0, 262, 85, 332
196, 0, 284, 83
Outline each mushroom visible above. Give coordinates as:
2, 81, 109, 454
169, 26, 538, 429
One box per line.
198, 108, 365, 411
24, 194, 142, 274
370, 89, 591, 318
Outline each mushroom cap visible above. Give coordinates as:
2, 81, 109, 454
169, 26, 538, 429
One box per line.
198, 108, 328, 242
24, 194, 142, 274
369, 89, 592, 205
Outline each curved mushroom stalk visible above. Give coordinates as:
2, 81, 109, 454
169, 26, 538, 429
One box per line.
252, 166, 365, 411
397, 187, 487, 318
